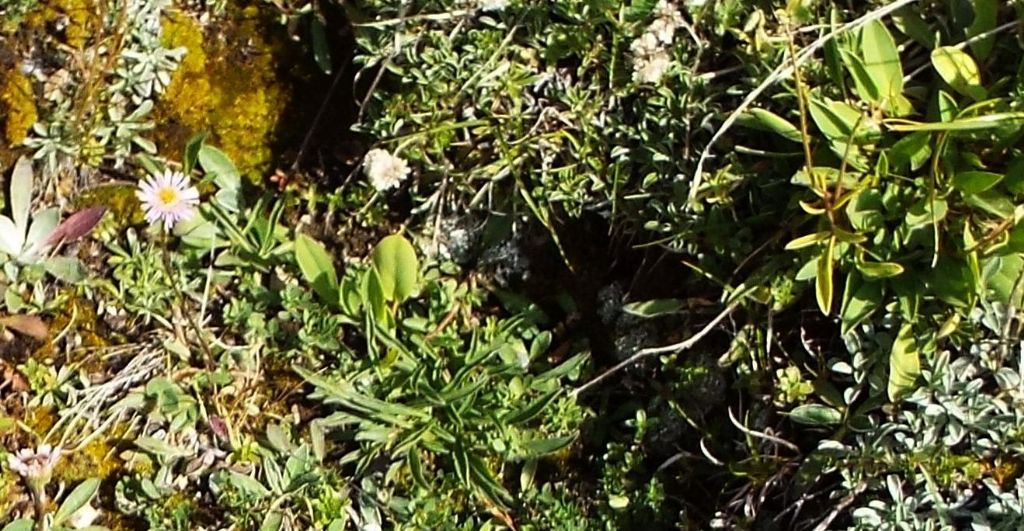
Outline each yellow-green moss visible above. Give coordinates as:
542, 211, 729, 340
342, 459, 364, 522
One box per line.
24, 406, 56, 435
57, 433, 125, 482
24, 0, 100, 49
73, 183, 145, 231
154, 7, 290, 180
0, 471, 21, 520
49, 298, 108, 365
0, 68, 37, 146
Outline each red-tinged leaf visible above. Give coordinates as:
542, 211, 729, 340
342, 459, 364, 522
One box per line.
209, 415, 228, 440
0, 314, 48, 340
43, 206, 107, 248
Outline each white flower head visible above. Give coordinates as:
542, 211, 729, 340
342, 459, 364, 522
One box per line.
650, 0, 685, 43
649, 14, 684, 44
630, 32, 662, 57
7, 444, 61, 482
136, 169, 200, 230
631, 33, 672, 84
479, 0, 509, 11
363, 148, 411, 192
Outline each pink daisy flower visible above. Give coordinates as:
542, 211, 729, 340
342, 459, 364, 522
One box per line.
7, 443, 61, 481
136, 170, 200, 230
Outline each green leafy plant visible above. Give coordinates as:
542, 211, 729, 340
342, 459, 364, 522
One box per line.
0, 157, 105, 281
293, 233, 586, 514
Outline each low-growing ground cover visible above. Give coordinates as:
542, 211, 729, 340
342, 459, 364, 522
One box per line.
1, 0, 1024, 529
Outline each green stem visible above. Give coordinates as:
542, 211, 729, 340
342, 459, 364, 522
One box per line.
160, 231, 216, 372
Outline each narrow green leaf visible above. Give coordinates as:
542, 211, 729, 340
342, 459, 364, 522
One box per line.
936, 90, 958, 122
520, 458, 538, 492
789, 404, 842, 426
736, 108, 802, 143
953, 171, 1004, 195
858, 20, 903, 105
520, 435, 575, 457
966, 0, 998, 60
809, 98, 878, 143
937, 313, 961, 339
840, 272, 882, 335
295, 234, 339, 306
857, 261, 904, 279
310, 14, 332, 74
364, 268, 389, 323
502, 389, 560, 425
10, 156, 32, 234
183, 133, 207, 174
409, 448, 429, 489
310, 420, 326, 462
227, 471, 271, 498
888, 323, 921, 401
840, 49, 880, 104
53, 478, 101, 525
260, 512, 284, 531
135, 436, 190, 458
892, 10, 935, 49
468, 454, 512, 505
888, 113, 1024, 132
785, 231, 831, 250
965, 189, 1014, 218
535, 353, 587, 383
621, 298, 685, 318
816, 237, 835, 315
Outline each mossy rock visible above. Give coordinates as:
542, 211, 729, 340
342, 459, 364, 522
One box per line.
154, 7, 298, 182
0, 67, 37, 147
73, 183, 145, 229
23, 0, 101, 49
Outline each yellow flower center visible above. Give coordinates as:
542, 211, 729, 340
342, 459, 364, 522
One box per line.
157, 187, 179, 206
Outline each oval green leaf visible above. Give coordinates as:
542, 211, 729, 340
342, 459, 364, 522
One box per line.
859, 20, 903, 104
789, 403, 842, 426
198, 145, 243, 212
371, 234, 420, 303
953, 171, 1003, 195
2, 520, 33, 531
295, 234, 339, 306
931, 46, 987, 101
53, 478, 101, 526
857, 260, 904, 279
